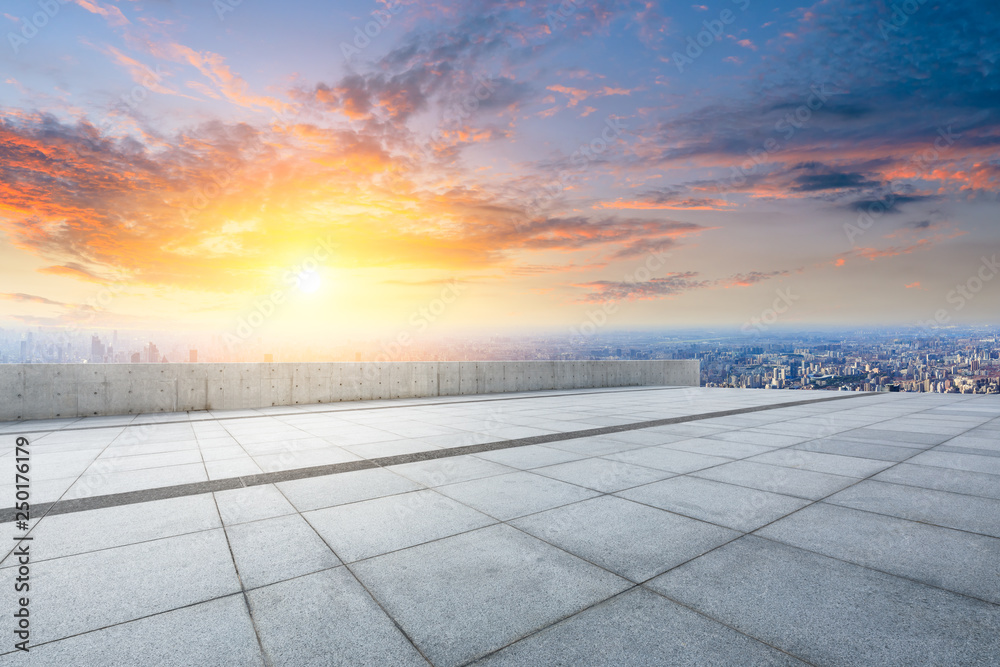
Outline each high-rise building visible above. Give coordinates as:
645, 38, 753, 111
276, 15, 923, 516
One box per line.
91, 335, 105, 363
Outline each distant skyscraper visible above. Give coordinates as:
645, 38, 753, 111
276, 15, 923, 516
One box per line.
147, 343, 159, 363
91, 335, 105, 363
131, 352, 140, 363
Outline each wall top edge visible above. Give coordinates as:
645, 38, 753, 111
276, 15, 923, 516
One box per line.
0, 360, 696, 367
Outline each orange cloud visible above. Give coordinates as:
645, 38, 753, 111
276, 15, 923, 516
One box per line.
718, 271, 790, 288
595, 198, 736, 211
546, 84, 634, 110
37, 263, 114, 284
101, 45, 192, 99
0, 112, 713, 297
831, 228, 964, 266
141, 41, 290, 113
72, 0, 129, 27
0, 292, 67, 307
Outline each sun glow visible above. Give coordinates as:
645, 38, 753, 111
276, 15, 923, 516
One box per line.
296, 270, 322, 294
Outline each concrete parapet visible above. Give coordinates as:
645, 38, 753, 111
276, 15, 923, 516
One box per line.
0, 360, 700, 420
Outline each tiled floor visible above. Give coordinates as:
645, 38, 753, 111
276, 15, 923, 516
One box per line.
1, 386, 999, 665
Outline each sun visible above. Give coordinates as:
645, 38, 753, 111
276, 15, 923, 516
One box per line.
296, 270, 322, 294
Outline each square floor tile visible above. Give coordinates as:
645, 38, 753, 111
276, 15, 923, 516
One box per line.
648, 536, 1000, 666
206, 458, 263, 479
618, 476, 809, 532
346, 439, 442, 459
0, 529, 239, 645
390, 455, 516, 487
662, 438, 773, 459
747, 449, 893, 478
225, 514, 340, 589
543, 436, 644, 457
277, 468, 422, 512
306, 489, 496, 562
907, 450, 1000, 476
2, 495, 220, 564
512, 496, 737, 581
871, 463, 1000, 500
214, 484, 296, 525
63, 464, 208, 499
437, 471, 598, 520
532, 457, 674, 493
706, 431, 809, 447
475, 588, 803, 666
473, 445, 585, 470
691, 460, 857, 500
604, 448, 730, 474
825, 480, 1000, 537
352, 524, 629, 667
248, 567, 428, 666
758, 502, 1000, 603
19, 595, 264, 666
840, 428, 951, 446
793, 438, 921, 462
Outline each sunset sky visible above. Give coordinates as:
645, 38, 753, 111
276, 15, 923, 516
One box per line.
1, 0, 997, 340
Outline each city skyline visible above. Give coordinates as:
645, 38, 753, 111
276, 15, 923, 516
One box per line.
1, 0, 999, 339
3, 323, 997, 395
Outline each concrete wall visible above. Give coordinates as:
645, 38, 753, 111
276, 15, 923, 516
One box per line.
0, 360, 700, 421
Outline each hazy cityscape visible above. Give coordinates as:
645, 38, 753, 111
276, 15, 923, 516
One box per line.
3, 325, 997, 395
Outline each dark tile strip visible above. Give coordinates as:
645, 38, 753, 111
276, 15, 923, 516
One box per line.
935, 445, 1000, 458
2, 392, 876, 522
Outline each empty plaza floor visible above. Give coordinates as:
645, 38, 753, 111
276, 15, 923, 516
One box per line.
1, 386, 999, 665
